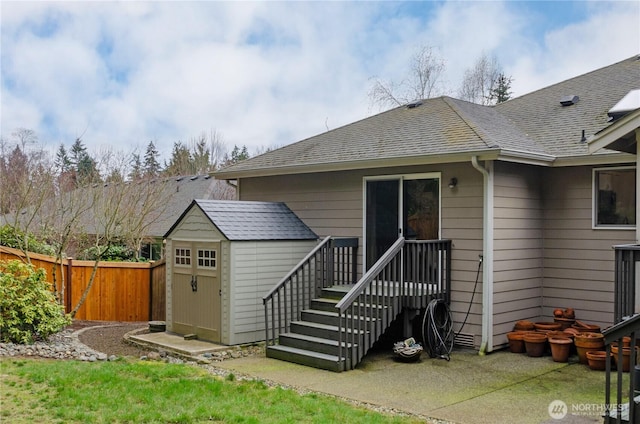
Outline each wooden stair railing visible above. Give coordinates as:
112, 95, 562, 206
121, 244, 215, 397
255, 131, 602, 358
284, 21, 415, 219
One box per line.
335, 237, 405, 371
263, 236, 358, 348
603, 313, 640, 424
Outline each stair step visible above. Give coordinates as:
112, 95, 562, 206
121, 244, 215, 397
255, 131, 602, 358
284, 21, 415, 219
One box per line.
301, 309, 379, 326
279, 332, 355, 356
311, 298, 339, 312
320, 285, 353, 300
290, 320, 366, 341
266, 345, 346, 372
310, 298, 390, 317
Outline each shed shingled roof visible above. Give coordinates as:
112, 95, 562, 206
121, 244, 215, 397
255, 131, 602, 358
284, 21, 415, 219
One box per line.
166, 199, 318, 241
215, 55, 639, 179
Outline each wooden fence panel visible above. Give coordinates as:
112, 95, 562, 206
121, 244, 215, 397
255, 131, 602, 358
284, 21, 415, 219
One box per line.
0, 246, 162, 322
150, 259, 166, 321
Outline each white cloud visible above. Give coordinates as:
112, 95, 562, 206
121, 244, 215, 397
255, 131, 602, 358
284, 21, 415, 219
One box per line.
1, 0, 638, 165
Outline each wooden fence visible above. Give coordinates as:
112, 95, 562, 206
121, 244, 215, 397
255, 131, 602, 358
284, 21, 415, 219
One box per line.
0, 246, 166, 322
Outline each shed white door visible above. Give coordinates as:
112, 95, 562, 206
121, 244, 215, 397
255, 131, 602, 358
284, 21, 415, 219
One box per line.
172, 242, 221, 342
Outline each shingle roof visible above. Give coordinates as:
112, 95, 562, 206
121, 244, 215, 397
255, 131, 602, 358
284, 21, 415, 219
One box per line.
495, 55, 640, 158
171, 199, 318, 241
216, 55, 639, 178
146, 175, 234, 237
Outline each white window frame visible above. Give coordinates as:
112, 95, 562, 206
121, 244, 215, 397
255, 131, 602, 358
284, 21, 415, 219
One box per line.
174, 247, 192, 267
592, 166, 636, 230
196, 248, 217, 270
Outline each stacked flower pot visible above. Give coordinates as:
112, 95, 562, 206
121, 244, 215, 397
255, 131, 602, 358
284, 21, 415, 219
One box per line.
506, 308, 637, 371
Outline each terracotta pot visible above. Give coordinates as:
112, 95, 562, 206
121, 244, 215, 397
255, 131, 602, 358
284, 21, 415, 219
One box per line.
572, 321, 601, 333
506, 331, 527, 353
549, 337, 572, 362
574, 333, 604, 364
586, 350, 609, 371
514, 320, 535, 331
524, 332, 547, 357
563, 308, 575, 319
563, 327, 580, 337
611, 345, 639, 372
534, 322, 562, 332
554, 317, 576, 330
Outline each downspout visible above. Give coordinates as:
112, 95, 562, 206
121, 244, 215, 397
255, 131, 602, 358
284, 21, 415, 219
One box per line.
636, 129, 640, 244
471, 156, 494, 355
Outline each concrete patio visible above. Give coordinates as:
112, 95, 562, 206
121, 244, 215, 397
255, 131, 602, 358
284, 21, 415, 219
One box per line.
129, 330, 618, 423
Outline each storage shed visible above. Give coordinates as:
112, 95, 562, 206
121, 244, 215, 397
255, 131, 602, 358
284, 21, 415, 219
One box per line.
164, 199, 318, 345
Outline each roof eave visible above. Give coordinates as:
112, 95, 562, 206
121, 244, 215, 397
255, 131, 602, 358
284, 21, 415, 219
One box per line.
553, 151, 636, 167
213, 149, 503, 180
496, 149, 556, 166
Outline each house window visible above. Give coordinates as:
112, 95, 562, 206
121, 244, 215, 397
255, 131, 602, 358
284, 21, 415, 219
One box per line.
174, 248, 191, 266
197, 249, 217, 269
594, 167, 635, 227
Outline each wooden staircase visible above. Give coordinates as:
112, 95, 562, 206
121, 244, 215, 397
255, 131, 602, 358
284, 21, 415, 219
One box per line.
263, 236, 451, 372
266, 285, 392, 372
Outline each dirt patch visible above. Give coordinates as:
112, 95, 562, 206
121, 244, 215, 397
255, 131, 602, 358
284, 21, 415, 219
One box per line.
71, 320, 150, 357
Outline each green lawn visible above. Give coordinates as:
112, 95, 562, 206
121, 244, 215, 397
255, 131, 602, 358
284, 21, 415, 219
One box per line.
0, 358, 422, 423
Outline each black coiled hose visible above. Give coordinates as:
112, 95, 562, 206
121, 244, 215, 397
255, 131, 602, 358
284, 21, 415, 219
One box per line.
422, 298, 454, 361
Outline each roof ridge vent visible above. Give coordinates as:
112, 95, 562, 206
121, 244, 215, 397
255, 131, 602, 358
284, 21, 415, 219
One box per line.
405, 100, 423, 109
560, 95, 579, 106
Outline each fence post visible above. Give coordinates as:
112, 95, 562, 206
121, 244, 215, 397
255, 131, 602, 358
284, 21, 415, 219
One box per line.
66, 257, 73, 313
148, 261, 155, 321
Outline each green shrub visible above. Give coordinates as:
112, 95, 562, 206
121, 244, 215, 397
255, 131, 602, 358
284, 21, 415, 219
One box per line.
0, 225, 56, 256
0, 260, 71, 344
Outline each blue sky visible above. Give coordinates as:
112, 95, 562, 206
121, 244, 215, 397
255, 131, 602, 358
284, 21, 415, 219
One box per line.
1, 1, 639, 163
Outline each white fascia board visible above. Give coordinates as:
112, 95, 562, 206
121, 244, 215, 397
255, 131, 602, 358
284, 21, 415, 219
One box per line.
587, 109, 640, 154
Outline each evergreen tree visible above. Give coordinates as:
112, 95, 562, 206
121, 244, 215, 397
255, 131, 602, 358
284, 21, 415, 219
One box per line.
67, 138, 100, 186
490, 73, 513, 104
76, 153, 100, 185
54, 144, 71, 173
163, 141, 194, 176
228, 145, 249, 164
69, 138, 88, 168
143, 141, 161, 177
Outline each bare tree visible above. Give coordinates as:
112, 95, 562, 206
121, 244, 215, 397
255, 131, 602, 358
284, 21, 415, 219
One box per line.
458, 52, 504, 105
208, 129, 228, 171
69, 151, 173, 317
368, 45, 446, 111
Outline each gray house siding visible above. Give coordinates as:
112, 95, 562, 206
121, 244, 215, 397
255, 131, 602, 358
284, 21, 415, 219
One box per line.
238, 162, 487, 348
541, 166, 635, 328
236, 160, 635, 350
492, 162, 544, 347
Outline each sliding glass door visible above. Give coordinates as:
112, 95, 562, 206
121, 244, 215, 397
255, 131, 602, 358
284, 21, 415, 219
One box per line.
365, 174, 440, 269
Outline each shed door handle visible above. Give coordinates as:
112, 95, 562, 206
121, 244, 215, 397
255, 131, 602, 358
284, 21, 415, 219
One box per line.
190, 276, 198, 292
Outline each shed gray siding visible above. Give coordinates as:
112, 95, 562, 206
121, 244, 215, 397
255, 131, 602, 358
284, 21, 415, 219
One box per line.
227, 240, 319, 345
541, 166, 635, 328
238, 162, 486, 348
